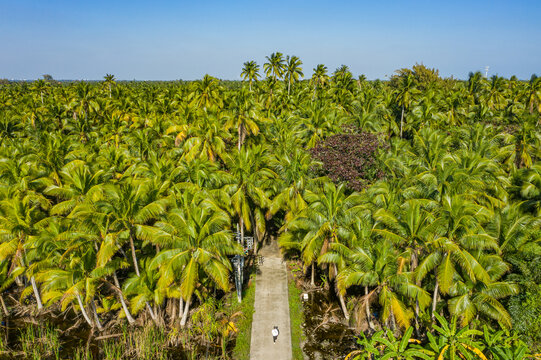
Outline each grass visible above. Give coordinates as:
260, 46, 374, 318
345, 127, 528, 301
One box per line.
20, 322, 61, 360
231, 273, 256, 360
288, 263, 306, 360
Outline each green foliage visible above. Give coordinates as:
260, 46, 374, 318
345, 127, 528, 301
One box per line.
231, 274, 256, 360
0, 56, 541, 357
288, 267, 306, 360
348, 315, 534, 360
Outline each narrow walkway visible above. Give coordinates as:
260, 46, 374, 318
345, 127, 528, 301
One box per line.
250, 242, 292, 360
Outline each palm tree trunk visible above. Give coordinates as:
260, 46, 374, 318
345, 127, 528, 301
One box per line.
0, 294, 8, 315
129, 231, 157, 323
30, 276, 43, 310
178, 296, 184, 319
19, 251, 43, 310
311, 262, 315, 287
364, 286, 373, 330
170, 298, 177, 322
91, 299, 104, 331
129, 233, 141, 276
390, 308, 397, 331
75, 293, 94, 328
180, 296, 191, 327
411, 249, 420, 336
113, 272, 135, 324
239, 218, 244, 247
400, 105, 405, 138
334, 264, 349, 321
288, 80, 291, 96
237, 125, 242, 150
431, 280, 439, 320
250, 211, 258, 254
146, 302, 157, 323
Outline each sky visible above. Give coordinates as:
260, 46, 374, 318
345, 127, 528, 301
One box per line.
0, 0, 540, 80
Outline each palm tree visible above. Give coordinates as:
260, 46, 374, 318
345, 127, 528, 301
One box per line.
333, 240, 430, 329
426, 313, 488, 360
263, 52, 285, 82
416, 195, 497, 319
189, 74, 223, 111
43, 161, 104, 216
35, 228, 108, 330
267, 149, 313, 222
395, 74, 417, 138
103, 74, 116, 98
284, 55, 303, 95
447, 254, 519, 328
311, 64, 329, 99
225, 87, 261, 149
280, 181, 362, 319
224, 145, 276, 256
148, 192, 242, 326
373, 199, 437, 330
378, 327, 431, 360
0, 193, 49, 310
240, 61, 260, 91
73, 179, 168, 321
524, 74, 541, 115
180, 113, 230, 162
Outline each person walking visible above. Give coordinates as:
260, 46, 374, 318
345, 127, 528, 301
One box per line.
271, 326, 279, 344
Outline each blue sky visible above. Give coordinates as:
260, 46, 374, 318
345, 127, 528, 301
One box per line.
1, 0, 539, 80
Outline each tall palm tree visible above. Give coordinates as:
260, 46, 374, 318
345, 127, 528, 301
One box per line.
280, 181, 362, 319
524, 74, 541, 115
148, 192, 242, 326
0, 193, 49, 310
263, 52, 285, 82
447, 254, 519, 328
224, 145, 276, 255
73, 179, 168, 321
103, 74, 116, 98
311, 64, 329, 99
284, 55, 303, 95
189, 74, 223, 111
395, 74, 417, 138
225, 87, 261, 149
240, 61, 260, 92
333, 240, 430, 330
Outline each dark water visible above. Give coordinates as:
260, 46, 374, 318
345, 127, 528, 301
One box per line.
301, 290, 358, 360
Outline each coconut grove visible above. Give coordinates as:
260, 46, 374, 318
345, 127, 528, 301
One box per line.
0, 56, 540, 359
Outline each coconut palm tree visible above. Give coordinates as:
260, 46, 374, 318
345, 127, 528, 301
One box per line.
280, 181, 362, 319
225, 87, 261, 149
395, 74, 417, 138
103, 74, 116, 98
0, 193, 50, 310
524, 74, 541, 115
240, 61, 260, 92
224, 145, 276, 255
72, 179, 168, 321
148, 192, 242, 326
447, 253, 519, 328
284, 55, 303, 96
189, 74, 223, 111
263, 52, 285, 82
333, 240, 430, 329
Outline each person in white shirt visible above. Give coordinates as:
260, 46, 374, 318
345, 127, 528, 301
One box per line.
272, 326, 279, 343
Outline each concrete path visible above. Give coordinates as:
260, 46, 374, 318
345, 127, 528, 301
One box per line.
250, 242, 292, 360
